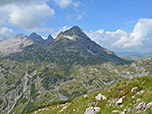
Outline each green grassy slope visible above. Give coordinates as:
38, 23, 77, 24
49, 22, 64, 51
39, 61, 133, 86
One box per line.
28, 75, 152, 114
0, 56, 151, 114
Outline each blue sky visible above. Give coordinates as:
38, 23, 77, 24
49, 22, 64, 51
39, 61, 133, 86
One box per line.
0, 0, 152, 52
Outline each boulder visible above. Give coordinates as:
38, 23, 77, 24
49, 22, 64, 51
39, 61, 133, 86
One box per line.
95, 93, 107, 101
146, 101, 152, 109
131, 87, 137, 92
84, 106, 101, 114
84, 95, 89, 99
38, 109, 42, 112
45, 108, 49, 110
127, 108, 131, 113
131, 96, 135, 99
137, 90, 144, 95
101, 95, 107, 100
136, 98, 141, 102
120, 112, 125, 114
116, 96, 125, 105
112, 110, 119, 113
60, 106, 67, 112
94, 107, 101, 113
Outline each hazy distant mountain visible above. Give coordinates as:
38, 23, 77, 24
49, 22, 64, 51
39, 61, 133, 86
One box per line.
9, 26, 128, 65
121, 52, 152, 60
0, 33, 53, 57
116, 51, 140, 57
0, 34, 33, 57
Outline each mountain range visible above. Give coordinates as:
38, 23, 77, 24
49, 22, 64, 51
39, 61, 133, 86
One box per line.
0, 33, 53, 57
4, 26, 128, 65
0, 26, 151, 114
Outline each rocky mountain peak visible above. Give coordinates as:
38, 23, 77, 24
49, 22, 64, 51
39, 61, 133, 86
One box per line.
69, 26, 84, 33
56, 26, 88, 41
29, 32, 53, 44
28, 32, 43, 44
14, 33, 28, 39
47, 34, 54, 41
29, 32, 41, 39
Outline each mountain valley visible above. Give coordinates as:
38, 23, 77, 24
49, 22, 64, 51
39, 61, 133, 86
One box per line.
0, 26, 151, 114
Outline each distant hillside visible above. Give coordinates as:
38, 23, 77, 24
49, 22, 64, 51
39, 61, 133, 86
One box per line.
2, 56, 151, 114
27, 75, 152, 114
116, 51, 139, 57
121, 52, 152, 60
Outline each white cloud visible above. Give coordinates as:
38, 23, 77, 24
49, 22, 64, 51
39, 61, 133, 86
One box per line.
53, 0, 72, 8
9, 4, 54, 29
73, 1, 80, 9
87, 18, 152, 52
88, 29, 104, 42
52, 26, 71, 38
106, 29, 127, 38
113, 18, 152, 48
53, 0, 80, 9
123, 18, 152, 48
77, 14, 82, 20
60, 26, 71, 31
0, 0, 55, 29
110, 29, 128, 48
0, 27, 15, 40
0, 0, 48, 6
27, 27, 54, 33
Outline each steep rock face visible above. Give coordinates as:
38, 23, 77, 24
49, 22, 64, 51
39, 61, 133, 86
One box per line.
57, 26, 110, 55
56, 26, 126, 64
9, 26, 128, 65
29, 33, 53, 44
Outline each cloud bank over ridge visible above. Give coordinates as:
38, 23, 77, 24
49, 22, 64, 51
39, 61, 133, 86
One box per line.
88, 18, 152, 52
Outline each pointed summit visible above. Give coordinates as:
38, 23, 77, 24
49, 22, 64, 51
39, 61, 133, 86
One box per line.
56, 26, 88, 41
68, 26, 84, 33
29, 32, 53, 44
62, 26, 86, 37
29, 32, 44, 44
47, 34, 54, 42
